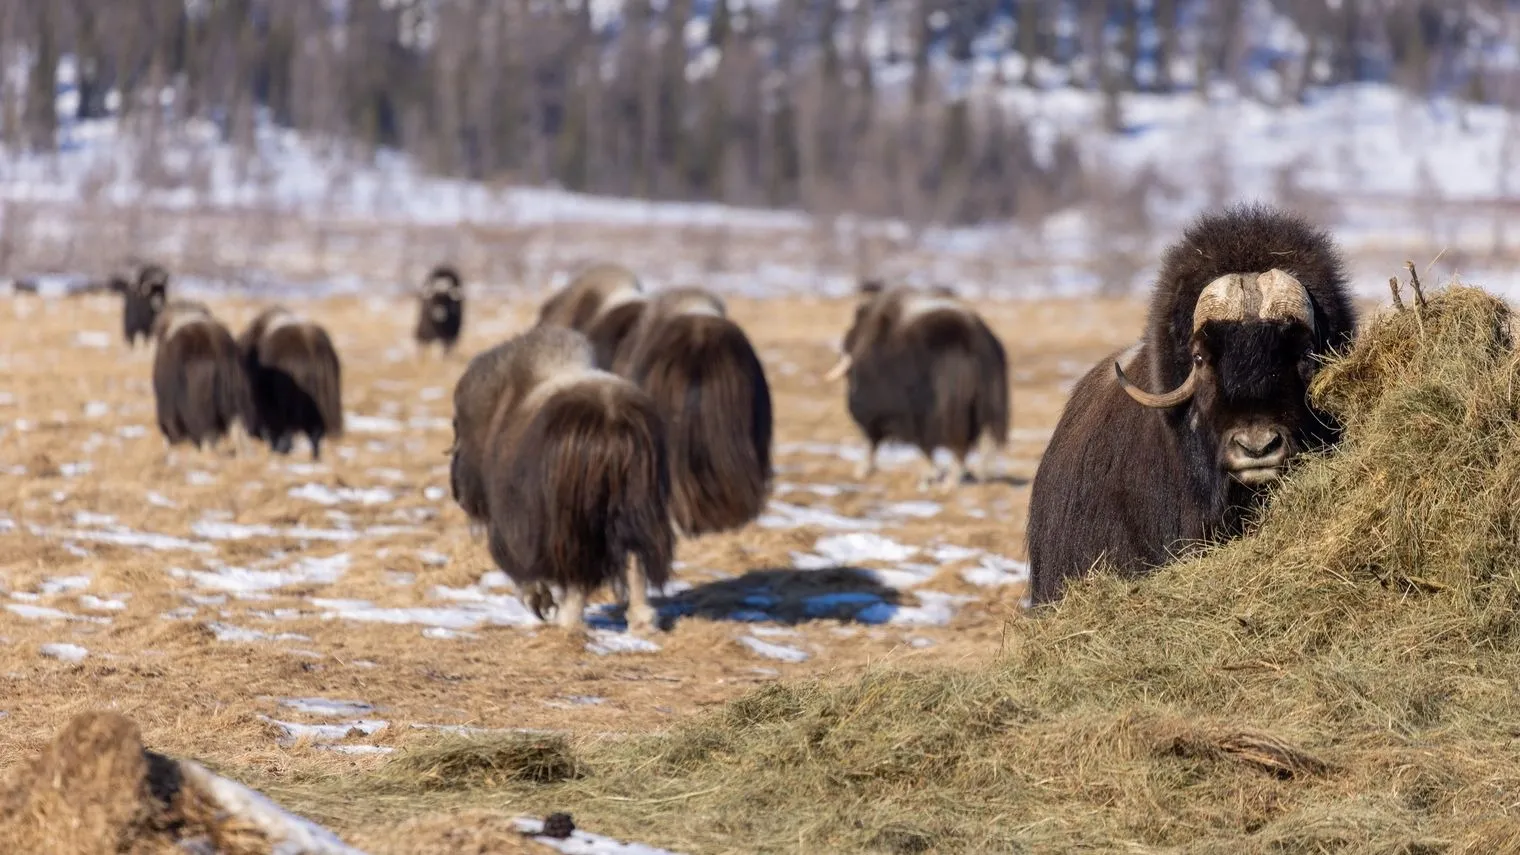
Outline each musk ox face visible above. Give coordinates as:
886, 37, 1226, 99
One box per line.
1115, 269, 1324, 487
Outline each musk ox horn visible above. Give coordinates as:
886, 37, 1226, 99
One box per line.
1257, 268, 1315, 331
823, 353, 852, 382
1115, 359, 1199, 408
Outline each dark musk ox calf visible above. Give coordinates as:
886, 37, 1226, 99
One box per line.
150, 303, 254, 450
237, 307, 344, 459
611, 287, 773, 536
535, 262, 649, 369
123, 264, 171, 347
1025, 204, 1356, 605
415, 264, 464, 355
823, 282, 1010, 490
448, 326, 674, 632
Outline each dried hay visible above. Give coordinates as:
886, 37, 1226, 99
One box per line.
306, 280, 1520, 852
0, 711, 360, 855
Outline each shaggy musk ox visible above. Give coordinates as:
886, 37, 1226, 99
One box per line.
123, 264, 171, 347
150, 302, 254, 449
535, 262, 649, 369
448, 326, 674, 632
612, 287, 773, 536
415, 265, 464, 354
1025, 204, 1356, 605
237, 307, 344, 459
823, 282, 1010, 489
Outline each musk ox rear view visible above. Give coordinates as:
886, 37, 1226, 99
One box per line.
151, 302, 254, 450
536, 262, 648, 369
415, 264, 464, 354
1025, 204, 1356, 605
448, 326, 674, 632
123, 264, 170, 347
614, 287, 773, 536
238, 307, 344, 459
823, 283, 1009, 490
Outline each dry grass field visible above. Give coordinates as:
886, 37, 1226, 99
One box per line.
0, 286, 1153, 852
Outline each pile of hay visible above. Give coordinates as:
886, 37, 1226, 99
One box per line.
0, 711, 362, 855
316, 281, 1520, 854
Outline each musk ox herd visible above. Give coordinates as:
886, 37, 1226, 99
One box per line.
86, 202, 1362, 631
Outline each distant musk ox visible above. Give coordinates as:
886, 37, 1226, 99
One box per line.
414, 264, 464, 354
613, 287, 773, 536
823, 282, 1010, 489
150, 302, 254, 450
1025, 204, 1356, 605
123, 264, 171, 347
237, 307, 344, 459
535, 262, 648, 369
448, 326, 674, 632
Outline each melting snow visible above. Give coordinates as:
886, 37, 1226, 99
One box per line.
73, 331, 111, 349
738, 635, 810, 663
279, 698, 377, 717
757, 500, 882, 531
347, 414, 403, 433
288, 483, 395, 506
206, 622, 310, 643
586, 631, 661, 655
189, 554, 351, 593
39, 643, 88, 663
799, 533, 918, 565
260, 716, 388, 746
961, 554, 1030, 587
513, 816, 686, 855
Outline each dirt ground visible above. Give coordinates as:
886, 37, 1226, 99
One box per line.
0, 287, 1146, 851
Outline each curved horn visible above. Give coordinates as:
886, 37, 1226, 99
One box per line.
1192, 273, 1250, 331
1115, 360, 1199, 408
822, 354, 853, 382
1256, 269, 1315, 331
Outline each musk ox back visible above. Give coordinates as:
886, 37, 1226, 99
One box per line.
614, 287, 772, 536
238, 307, 344, 459
824, 283, 1009, 489
1025, 203, 1356, 605
151, 303, 254, 449
415, 265, 464, 353
535, 262, 649, 369
123, 264, 170, 347
448, 326, 674, 632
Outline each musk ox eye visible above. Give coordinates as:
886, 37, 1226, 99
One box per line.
1192, 352, 1205, 367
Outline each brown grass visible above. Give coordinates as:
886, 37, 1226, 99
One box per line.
243, 281, 1520, 853
0, 288, 1122, 851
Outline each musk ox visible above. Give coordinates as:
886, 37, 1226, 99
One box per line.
535, 262, 649, 369
822, 282, 1010, 490
123, 264, 171, 347
415, 264, 464, 354
612, 287, 773, 536
150, 302, 254, 450
448, 326, 674, 632
237, 307, 344, 459
1025, 204, 1356, 605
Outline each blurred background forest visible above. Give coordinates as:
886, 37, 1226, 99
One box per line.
1, 1, 1518, 296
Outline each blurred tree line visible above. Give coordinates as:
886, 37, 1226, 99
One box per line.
0, 0, 1516, 226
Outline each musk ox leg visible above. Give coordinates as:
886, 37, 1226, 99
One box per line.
624, 554, 658, 634
854, 441, 879, 480
915, 453, 944, 491
971, 432, 999, 482
525, 580, 557, 622
555, 586, 588, 632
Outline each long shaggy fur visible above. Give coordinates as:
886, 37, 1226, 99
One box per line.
415, 265, 464, 352
238, 307, 344, 459
837, 284, 1010, 476
123, 264, 170, 347
616, 288, 773, 535
1026, 204, 1355, 605
535, 262, 648, 369
448, 326, 674, 618
150, 304, 254, 448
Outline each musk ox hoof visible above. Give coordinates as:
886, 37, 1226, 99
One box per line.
625, 603, 659, 634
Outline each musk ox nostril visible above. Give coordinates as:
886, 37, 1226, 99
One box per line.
1231, 429, 1286, 461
